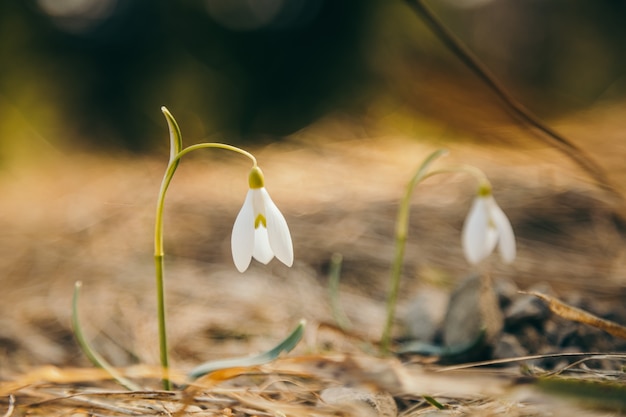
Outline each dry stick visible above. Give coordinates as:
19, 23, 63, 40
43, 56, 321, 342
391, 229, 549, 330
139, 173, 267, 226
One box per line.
405, 0, 624, 207
522, 291, 626, 340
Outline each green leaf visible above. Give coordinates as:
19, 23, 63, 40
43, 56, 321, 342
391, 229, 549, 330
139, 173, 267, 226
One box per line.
161, 106, 183, 163
396, 328, 487, 362
423, 395, 446, 410
189, 319, 306, 379
72, 281, 141, 391
328, 253, 352, 331
537, 376, 626, 410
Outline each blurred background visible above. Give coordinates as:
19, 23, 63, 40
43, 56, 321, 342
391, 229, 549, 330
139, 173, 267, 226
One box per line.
2, 0, 626, 374
1, 0, 626, 159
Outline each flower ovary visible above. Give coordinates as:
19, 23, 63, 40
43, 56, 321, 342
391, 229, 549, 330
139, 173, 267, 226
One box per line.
248, 166, 265, 189
477, 183, 492, 197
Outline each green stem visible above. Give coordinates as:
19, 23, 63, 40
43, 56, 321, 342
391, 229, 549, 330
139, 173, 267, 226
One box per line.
154, 254, 170, 390
153, 140, 256, 390
381, 149, 447, 353
381, 153, 495, 353
328, 253, 352, 331
154, 142, 257, 256
427, 164, 490, 187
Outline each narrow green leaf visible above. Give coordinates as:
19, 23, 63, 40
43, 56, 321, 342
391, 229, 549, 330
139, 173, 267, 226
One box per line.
328, 253, 352, 331
423, 395, 446, 410
396, 328, 487, 362
161, 106, 183, 163
537, 376, 626, 410
189, 319, 306, 379
72, 281, 141, 391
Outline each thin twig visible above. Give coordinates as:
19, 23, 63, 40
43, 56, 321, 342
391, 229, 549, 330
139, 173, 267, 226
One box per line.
405, 0, 623, 206
437, 352, 626, 372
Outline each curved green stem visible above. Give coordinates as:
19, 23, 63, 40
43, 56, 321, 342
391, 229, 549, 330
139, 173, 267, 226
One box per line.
153, 117, 256, 389
381, 152, 496, 353
154, 143, 257, 256
381, 149, 448, 353
426, 164, 490, 188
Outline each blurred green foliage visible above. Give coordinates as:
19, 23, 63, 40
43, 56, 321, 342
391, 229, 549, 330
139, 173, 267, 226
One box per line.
0, 0, 625, 155
0, 0, 376, 153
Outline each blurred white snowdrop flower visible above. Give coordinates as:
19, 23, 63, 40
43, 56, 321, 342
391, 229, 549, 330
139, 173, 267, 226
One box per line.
462, 185, 516, 265
231, 166, 294, 272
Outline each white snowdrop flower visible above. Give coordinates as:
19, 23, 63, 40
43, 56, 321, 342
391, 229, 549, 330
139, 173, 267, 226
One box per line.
462, 185, 516, 265
231, 166, 293, 272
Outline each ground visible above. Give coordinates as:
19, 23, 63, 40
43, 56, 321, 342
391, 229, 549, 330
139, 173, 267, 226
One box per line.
1, 98, 626, 415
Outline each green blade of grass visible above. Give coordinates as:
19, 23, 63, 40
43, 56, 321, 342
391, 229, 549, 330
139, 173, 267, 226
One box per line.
189, 319, 306, 379
328, 253, 352, 331
72, 281, 141, 391
537, 376, 626, 410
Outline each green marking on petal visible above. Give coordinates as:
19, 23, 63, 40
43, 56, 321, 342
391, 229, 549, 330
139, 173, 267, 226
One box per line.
248, 166, 265, 189
255, 214, 267, 229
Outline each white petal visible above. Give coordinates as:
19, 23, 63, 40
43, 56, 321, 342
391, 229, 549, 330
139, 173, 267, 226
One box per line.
231, 190, 255, 272
483, 196, 500, 256
484, 225, 498, 255
251, 188, 266, 217
249, 189, 274, 264
259, 188, 294, 267
252, 226, 274, 264
489, 198, 516, 263
462, 196, 491, 265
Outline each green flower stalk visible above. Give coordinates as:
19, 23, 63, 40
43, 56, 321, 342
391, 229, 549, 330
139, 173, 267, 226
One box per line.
71, 107, 299, 391
381, 149, 447, 353
381, 150, 516, 353
154, 107, 294, 389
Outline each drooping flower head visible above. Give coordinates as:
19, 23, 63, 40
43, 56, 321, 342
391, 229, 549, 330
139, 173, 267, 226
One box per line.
462, 184, 516, 265
231, 166, 294, 272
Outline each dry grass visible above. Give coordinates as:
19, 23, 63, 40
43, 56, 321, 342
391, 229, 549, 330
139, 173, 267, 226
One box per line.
1, 98, 626, 415
2, 353, 625, 416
